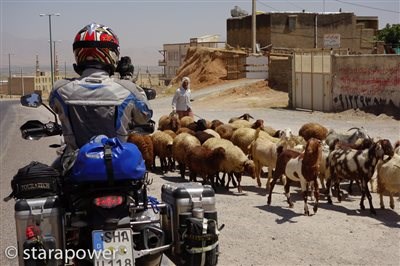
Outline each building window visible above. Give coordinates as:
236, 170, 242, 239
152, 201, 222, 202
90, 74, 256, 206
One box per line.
288, 15, 297, 31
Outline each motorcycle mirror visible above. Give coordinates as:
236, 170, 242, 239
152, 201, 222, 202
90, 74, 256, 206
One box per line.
21, 92, 60, 125
142, 87, 157, 100
20, 93, 43, 108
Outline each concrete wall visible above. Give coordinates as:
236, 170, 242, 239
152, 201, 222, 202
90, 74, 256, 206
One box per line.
331, 55, 400, 110
245, 55, 269, 79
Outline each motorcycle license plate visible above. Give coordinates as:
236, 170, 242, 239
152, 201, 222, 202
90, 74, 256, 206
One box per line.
92, 229, 134, 266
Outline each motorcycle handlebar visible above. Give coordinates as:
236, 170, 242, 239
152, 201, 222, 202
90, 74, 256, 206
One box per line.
128, 120, 155, 134
20, 121, 62, 140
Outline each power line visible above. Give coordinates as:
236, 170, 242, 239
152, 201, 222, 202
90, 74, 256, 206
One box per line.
286, 1, 303, 11
335, 0, 400, 14
257, 1, 280, 12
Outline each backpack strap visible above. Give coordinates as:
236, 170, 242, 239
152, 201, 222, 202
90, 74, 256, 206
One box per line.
3, 192, 14, 202
104, 144, 114, 185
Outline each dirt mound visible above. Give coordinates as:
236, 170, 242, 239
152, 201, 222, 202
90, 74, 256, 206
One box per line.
170, 47, 245, 90
194, 80, 288, 109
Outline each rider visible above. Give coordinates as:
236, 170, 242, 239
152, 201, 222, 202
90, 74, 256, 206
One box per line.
49, 23, 153, 155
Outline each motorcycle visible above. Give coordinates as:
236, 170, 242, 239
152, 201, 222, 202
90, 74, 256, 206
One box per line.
6, 92, 221, 266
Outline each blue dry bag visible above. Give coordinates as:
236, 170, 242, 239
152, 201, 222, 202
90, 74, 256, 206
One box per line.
70, 136, 146, 183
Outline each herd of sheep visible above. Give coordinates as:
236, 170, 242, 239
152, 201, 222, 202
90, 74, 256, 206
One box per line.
127, 113, 400, 216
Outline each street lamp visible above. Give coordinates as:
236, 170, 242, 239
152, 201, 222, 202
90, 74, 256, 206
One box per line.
40, 13, 60, 88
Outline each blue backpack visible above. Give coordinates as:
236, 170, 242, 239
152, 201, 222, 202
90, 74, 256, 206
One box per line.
70, 136, 146, 183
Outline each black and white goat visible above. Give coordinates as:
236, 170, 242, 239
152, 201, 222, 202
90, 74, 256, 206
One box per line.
326, 139, 393, 215
325, 127, 370, 147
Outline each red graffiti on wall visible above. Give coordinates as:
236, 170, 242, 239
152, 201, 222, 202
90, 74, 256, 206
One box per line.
336, 63, 400, 95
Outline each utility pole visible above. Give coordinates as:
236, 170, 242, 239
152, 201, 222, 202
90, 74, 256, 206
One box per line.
8, 53, 12, 98
40, 13, 60, 88
252, 0, 257, 54
20, 68, 25, 96
53, 40, 61, 79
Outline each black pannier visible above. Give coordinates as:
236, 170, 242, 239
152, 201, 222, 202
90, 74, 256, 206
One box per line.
183, 217, 219, 266
4, 161, 60, 201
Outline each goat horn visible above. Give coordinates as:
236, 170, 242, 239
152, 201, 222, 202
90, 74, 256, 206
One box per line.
347, 127, 360, 132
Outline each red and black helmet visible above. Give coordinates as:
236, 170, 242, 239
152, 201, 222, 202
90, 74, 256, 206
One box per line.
73, 23, 120, 69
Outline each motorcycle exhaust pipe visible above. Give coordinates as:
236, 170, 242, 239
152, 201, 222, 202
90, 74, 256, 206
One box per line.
142, 225, 165, 249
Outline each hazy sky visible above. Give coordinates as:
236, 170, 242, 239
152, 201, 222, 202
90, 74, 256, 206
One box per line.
1, 0, 399, 70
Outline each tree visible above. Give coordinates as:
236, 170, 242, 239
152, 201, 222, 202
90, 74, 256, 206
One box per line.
377, 23, 400, 46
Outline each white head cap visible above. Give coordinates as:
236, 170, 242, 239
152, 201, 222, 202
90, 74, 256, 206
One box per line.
182, 76, 190, 84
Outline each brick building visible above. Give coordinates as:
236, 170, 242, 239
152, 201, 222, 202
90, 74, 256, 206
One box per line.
227, 12, 378, 53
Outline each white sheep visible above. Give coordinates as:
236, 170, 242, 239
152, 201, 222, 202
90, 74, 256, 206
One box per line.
229, 119, 253, 129
249, 135, 277, 189
203, 138, 256, 193
376, 146, 400, 209
318, 141, 330, 190
204, 129, 221, 139
231, 127, 279, 155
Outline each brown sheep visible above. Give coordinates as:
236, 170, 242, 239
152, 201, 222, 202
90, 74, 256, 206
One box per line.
127, 133, 154, 171
211, 119, 224, 130
215, 124, 235, 140
186, 119, 208, 132
251, 119, 264, 129
158, 114, 181, 132
187, 146, 226, 187
299, 122, 328, 141
195, 131, 216, 144
151, 131, 174, 173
